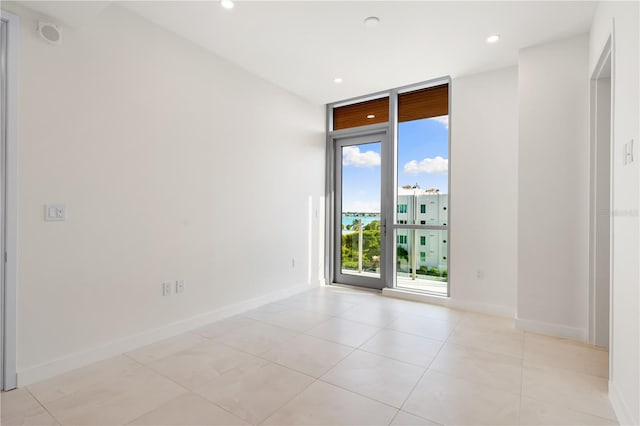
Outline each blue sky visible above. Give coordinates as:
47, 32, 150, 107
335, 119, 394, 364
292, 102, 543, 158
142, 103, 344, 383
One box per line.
341, 116, 448, 213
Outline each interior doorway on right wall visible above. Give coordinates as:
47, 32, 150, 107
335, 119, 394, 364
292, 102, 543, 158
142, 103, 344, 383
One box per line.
589, 36, 613, 349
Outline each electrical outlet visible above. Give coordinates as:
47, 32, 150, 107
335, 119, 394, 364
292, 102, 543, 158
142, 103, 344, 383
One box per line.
476, 269, 484, 280
176, 280, 185, 294
163, 281, 172, 296
44, 204, 66, 221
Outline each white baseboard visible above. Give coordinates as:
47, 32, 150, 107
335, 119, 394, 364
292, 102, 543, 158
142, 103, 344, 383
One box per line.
609, 380, 637, 426
382, 287, 590, 343
515, 318, 588, 342
449, 299, 516, 318
17, 282, 317, 386
383, 288, 589, 343
381, 288, 516, 319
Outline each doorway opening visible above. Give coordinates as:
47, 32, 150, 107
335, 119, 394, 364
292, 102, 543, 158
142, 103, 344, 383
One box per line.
589, 36, 613, 351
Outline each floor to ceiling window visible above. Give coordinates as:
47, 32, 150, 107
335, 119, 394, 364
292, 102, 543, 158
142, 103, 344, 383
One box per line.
327, 79, 450, 296
395, 84, 449, 295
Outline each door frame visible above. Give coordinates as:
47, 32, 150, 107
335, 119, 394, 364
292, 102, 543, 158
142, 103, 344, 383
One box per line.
325, 77, 451, 293
331, 129, 391, 290
1, 9, 19, 391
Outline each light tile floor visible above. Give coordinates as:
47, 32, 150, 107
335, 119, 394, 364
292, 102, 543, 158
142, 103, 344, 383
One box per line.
1, 286, 617, 426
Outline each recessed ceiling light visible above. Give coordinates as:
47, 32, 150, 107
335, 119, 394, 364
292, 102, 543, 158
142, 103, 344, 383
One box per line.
364, 16, 380, 27
220, 0, 234, 10
486, 34, 501, 43
333, 77, 343, 84
366, 114, 375, 119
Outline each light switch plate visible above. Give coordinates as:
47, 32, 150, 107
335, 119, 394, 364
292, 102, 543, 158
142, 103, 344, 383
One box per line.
45, 204, 66, 221
625, 139, 634, 164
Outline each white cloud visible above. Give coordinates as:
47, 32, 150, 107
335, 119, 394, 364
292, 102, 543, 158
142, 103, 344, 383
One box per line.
430, 115, 448, 129
403, 156, 448, 175
342, 146, 381, 168
343, 200, 381, 213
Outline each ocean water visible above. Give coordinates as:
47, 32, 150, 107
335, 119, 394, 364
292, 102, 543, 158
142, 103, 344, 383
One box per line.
341, 214, 380, 230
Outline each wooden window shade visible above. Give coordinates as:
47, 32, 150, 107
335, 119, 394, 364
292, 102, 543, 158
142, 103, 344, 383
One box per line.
333, 97, 389, 130
398, 84, 448, 122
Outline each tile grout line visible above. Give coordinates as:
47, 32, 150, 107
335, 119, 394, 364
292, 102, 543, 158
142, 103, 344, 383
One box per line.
25, 355, 147, 411
124, 363, 252, 426
253, 338, 358, 382
518, 393, 620, 424
175, 325, 335, 422
299, 323, 383, 348
520, 332, 616, 423
24, 386, 63, 426
355, 345, 437, 369
440, 338, 524, 362
314, 377, 406, 414
393, 323, 452, 424
387, 409, 402, 426
255, 377, 317, 425
445, 322, 526, 359
108, 363, 192, 425
111, 336, 267, 426
518, 329, 526, 425
396, 312, 518, 423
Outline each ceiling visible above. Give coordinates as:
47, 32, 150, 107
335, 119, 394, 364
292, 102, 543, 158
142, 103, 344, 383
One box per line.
20, 1, 596, 105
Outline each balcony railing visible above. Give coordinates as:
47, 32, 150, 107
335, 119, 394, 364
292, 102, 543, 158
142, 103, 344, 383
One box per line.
341, 219, 447, 295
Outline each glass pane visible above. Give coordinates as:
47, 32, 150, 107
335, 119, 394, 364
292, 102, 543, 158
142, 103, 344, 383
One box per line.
341, 142, 381, 278
396, 229, 448, 295
395, 113, 448, 293
397, 116, 449, 225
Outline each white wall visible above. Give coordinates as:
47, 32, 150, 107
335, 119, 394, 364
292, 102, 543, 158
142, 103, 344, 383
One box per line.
517, 34, 590, 340
590, 2, 639, 424
5, 3, 325, 383
450, 67, 519, 317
